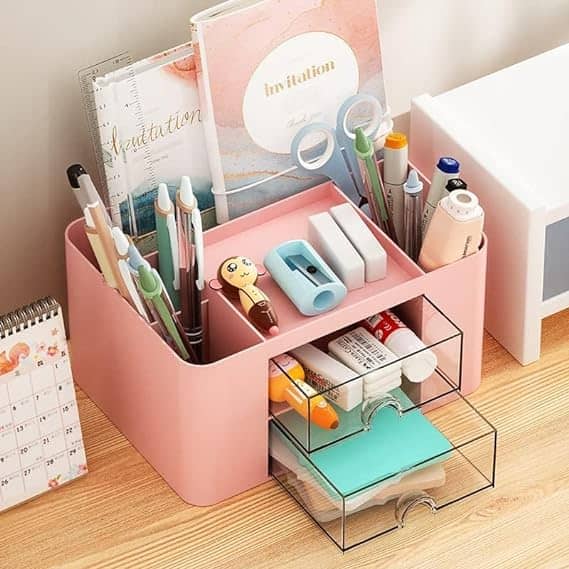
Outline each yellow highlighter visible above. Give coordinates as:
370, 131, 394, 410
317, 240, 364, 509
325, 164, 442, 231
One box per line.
83, 206, 118, 288
269, 354, 339, 430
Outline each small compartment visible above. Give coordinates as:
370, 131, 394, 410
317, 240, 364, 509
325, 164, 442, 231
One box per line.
203, 183, 424, 341
270, 295, 462, 453
270, 392, 496, 552
204, 291, 266, 362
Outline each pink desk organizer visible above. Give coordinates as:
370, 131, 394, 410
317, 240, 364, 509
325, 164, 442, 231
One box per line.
65, 177, 487, 507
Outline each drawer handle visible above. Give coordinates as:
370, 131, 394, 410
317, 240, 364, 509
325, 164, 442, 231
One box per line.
395, 491, 437, 528
361, 394, 403, 430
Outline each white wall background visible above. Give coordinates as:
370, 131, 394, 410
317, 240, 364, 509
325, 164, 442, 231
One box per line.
1, 0, 568, 314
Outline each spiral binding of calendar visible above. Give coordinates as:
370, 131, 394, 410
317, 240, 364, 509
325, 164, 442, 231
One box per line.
0, 297, 60, 339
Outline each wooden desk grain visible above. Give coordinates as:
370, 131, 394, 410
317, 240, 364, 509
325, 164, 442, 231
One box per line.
2, 310, 569, 569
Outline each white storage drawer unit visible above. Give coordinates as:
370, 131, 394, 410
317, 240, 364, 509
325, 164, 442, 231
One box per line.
410, 44, 569, 365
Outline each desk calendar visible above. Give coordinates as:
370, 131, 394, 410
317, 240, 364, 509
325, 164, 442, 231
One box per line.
0, 298, 87, 512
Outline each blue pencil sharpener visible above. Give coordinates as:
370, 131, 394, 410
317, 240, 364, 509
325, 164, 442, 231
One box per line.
264, 240, 347, 316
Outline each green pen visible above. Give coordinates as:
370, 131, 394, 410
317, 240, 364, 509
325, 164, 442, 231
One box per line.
354, 128, 397, 241
155, 183, 180, 310
137, 264, 192, 362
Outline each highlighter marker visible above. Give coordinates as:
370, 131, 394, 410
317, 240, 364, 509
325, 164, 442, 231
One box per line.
111, 227, 150, 321
67, 164, 112, 226
422, 157, 460, 236
137, 264, 193, 362
269, 354, 339, 430
354, 128, 397, 241
383, 133, 408, 247
87, 202, 126, 296
83, 207, 118, 288
155, 183, 180, 310
403, 170, 423, 261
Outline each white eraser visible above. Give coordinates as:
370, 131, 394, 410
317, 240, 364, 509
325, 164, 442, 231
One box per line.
330, 203, 387, 282
308, 212, 365, 291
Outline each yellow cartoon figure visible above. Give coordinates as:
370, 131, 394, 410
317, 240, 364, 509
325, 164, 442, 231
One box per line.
218, 256, 279, 336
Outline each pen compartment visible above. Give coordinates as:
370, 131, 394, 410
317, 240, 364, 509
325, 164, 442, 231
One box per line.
65, 176, 487, 508
270, 392, 497, 551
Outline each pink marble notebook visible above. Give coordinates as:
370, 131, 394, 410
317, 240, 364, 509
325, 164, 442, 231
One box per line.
191, 0, 387, 223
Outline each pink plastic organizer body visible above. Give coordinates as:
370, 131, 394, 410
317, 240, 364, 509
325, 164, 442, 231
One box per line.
65, 179, 487, 506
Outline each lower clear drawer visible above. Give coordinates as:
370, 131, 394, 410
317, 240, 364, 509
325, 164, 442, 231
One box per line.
270, 391, 497, 551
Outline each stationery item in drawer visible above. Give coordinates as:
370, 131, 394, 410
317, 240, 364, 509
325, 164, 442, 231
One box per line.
363, 310, 437, 383
0, 298, 87, 513
271, 388, 452, 497
419, 190, 485, 272
136, 265, 195, 362
217, 257, 279, 336
155, 184, 181, 310
383, 133, 409, 246
290, 462, 446, 523
354, 128, 397, 241
328, 328, 402, 399
264, 240, 347, 316
422, 157, 460, 236
269, 355, 339, 431
176, 177, 205, 363
111, 228, 150, 321
308, 212, 365, 291
403, 170, 424, 262
289, 344, 360, 412
329, 203, 387, 282
191, 0, 388, 223
91, 43, 214, 246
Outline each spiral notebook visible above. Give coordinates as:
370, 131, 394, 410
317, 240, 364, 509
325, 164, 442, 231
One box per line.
0, 298, 87, 513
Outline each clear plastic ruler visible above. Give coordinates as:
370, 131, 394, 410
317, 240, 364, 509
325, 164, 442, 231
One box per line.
77, 52, 157, 236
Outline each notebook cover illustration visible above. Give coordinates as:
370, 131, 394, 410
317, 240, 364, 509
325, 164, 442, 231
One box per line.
93, 44, 215, 252
192, 0, 387, 223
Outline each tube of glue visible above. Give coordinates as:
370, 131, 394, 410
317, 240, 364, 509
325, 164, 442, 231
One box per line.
362, 310, 437, 383
269, 354, 340, 430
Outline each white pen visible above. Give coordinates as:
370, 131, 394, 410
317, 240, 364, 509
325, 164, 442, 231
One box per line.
155, 183, 181, 309
111, 227, 150, 321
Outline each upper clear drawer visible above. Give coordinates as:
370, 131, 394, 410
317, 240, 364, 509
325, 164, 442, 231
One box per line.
270, 295, 463, 453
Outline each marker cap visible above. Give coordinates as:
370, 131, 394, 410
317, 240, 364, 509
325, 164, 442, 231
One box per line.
437, 157, 460, 174
384, 132, 408, 150
446, 178, 468, 192
443, 190, 483, 221
404, 170, 423, 194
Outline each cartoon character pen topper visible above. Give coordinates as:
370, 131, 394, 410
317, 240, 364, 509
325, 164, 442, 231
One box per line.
213, 256, 279, 336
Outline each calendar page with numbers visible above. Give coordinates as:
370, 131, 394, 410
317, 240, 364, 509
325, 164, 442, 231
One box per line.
0, 298, 87, 512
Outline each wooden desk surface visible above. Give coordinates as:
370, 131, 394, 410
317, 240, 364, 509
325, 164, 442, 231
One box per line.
3, 311, 569, 569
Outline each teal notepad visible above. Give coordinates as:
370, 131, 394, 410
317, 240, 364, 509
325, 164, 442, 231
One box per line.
274, 389, 452, 497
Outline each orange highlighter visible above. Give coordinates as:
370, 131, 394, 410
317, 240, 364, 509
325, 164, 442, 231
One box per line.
269, 354, 339, 430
